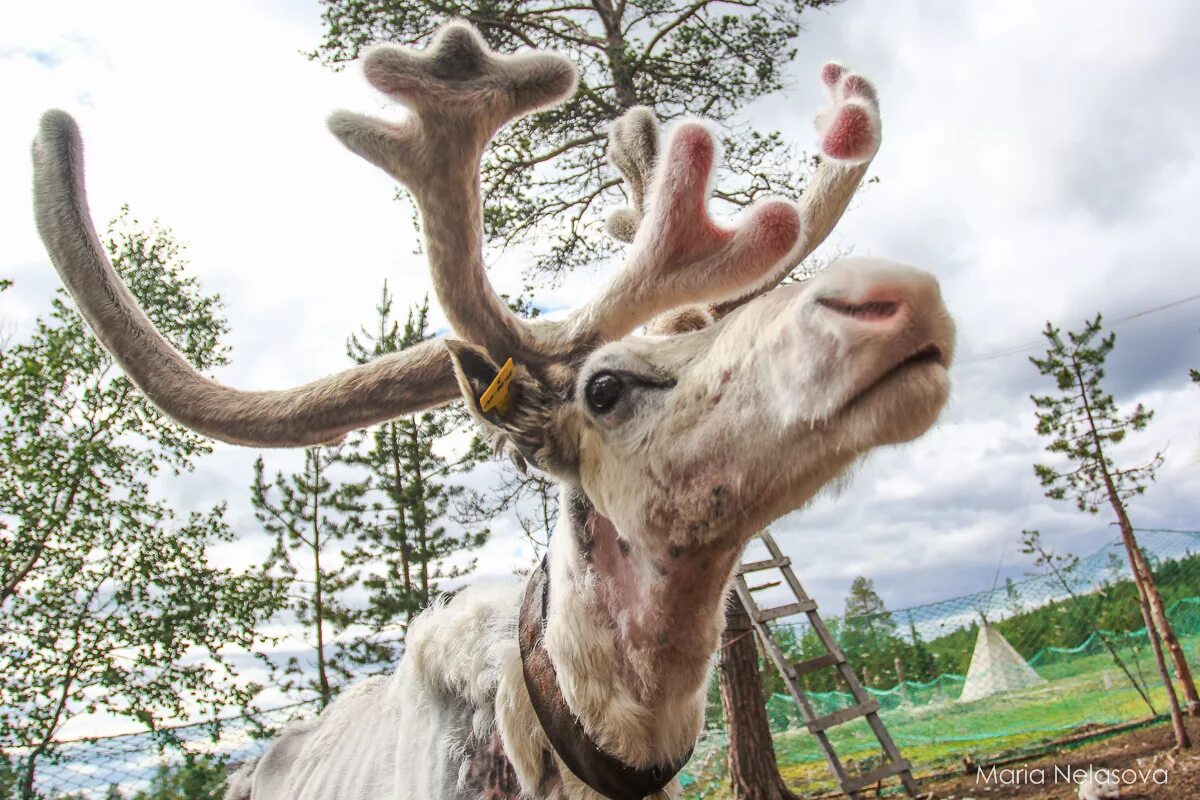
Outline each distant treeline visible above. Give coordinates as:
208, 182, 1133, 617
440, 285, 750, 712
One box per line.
766, 548, 1200, 696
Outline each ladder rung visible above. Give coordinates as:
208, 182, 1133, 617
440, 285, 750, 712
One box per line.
843, 759, 912, 793
792, 653, 841, 675
737, 556, 791, 575
747, 580, 781, 592
753, 600, 816, 622
807, 700, 880, 733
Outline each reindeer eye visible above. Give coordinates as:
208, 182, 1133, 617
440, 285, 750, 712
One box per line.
585, 372, 624, 413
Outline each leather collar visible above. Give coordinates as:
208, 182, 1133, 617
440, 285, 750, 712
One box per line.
518, 556, 692, 799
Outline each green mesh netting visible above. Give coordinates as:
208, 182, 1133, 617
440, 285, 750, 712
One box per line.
5, 531, 1197, 799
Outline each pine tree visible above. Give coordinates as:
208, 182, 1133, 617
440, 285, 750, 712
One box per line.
341, 285, 489, 665
904, 614, 937, 684
1031, 313, 1197, 747
456, 470, 559, 557
251, 448, 364, 709
841, 576, 901, 686
311, 0, 842, 280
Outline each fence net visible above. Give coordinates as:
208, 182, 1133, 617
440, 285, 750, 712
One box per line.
683, 528, 1200, 797
5, 530, 1198, 799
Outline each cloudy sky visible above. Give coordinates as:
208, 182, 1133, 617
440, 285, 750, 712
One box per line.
3, 0, 1199, 736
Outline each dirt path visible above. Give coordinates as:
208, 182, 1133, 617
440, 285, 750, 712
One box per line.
918, 719, 1200, 799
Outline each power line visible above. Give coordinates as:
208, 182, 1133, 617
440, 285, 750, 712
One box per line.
1130, 527, 1200, 536
957, 290, 1200, 366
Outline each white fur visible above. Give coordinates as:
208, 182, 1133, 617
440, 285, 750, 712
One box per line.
235, 254, 955, 800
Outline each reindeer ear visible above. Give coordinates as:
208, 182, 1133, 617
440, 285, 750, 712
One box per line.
445, 340, 580, 477
445, 339, 506, 418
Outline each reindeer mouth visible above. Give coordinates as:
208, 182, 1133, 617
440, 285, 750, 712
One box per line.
840, 343, 948, 415
894, 343, 946, 371
875, 343, 948, 385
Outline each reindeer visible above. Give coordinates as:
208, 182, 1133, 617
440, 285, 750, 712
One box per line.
31, 21, 953, 800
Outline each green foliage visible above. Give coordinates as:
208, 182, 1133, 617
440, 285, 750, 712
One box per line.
311, 0, 842, 279
251, 447, 365, 709
0, 209, 282, 798
340, 285, 489, 666
766, 546, 1200, 699
1029, 314, 1162, 514
128, 755, 228, 800
839, 576, 904, 684
89, 755, 229, 800
0, 753, 17, 800
905, 614, 938, 683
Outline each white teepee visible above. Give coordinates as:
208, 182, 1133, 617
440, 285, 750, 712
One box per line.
958, 624, 1045, 703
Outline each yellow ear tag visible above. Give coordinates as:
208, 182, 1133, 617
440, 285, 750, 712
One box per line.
479, 357, 515, 417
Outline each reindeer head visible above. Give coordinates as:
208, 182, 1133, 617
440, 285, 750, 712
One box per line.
31, 23, 952, 559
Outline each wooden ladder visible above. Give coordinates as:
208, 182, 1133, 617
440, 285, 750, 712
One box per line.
732, 531, 922, 799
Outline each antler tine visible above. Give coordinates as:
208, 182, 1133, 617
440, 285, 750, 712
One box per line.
710, 63, 881, 318
604, 106, 659, 244
327, 22, 577, 364
31, 111, 462, 448
566, 121, 804, 344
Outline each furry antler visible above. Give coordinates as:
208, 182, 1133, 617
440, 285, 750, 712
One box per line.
594, 61, 881, 329
604, 107, 658, 244
710, 62, 881, 317
566, 122, 803, 342
31, 111, 461, 447
328, 23, 577, 364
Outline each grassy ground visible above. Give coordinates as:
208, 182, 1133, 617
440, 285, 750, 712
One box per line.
681, 635, 1199, 798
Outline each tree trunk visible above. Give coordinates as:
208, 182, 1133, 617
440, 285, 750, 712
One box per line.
1071, 353, 1198, 739
390, 425, 413, 602
592, 0, 639, 109
312, 456, 332, 710
1124, 527, 1200, 715
1116, 525, 1190, 748
1044, 549, 1157, 715
719, 593, 798, 800
19, 751, 38, 800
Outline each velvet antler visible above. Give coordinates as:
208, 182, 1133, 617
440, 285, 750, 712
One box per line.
565, 122, 803, 342
604, 107, 658, 244
589, 61, 881, 332
328, 23, 577, 366
329, 28, 881, 354
710, 63, 882, 317
329, 23, 810, 362
31, 111, 461, 448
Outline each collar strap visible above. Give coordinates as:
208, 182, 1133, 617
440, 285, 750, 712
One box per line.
518, 557, 691, 799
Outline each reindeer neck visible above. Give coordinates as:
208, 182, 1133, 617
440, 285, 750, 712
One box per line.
539, 487, 742, 765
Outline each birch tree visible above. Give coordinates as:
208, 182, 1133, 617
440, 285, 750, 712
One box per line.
0, 211, 281, 799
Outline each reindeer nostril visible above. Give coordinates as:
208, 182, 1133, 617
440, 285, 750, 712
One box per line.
816, 296, 900, 322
